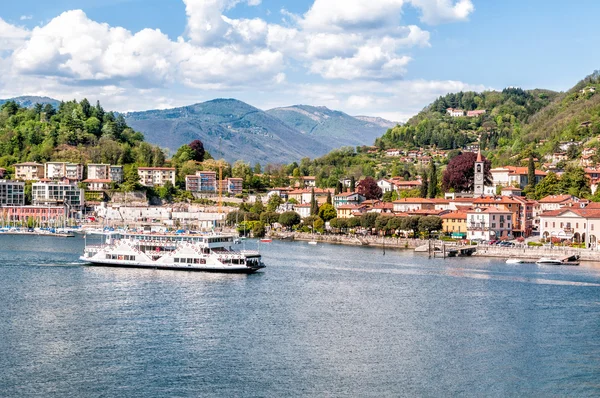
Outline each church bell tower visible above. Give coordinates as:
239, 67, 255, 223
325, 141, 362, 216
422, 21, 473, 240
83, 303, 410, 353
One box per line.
474, 149, 484, 196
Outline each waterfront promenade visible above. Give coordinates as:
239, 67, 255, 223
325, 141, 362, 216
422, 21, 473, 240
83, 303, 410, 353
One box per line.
274, 232, 600, 262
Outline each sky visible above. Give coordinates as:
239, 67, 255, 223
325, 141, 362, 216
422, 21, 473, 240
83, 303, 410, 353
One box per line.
0, 0, 599, 121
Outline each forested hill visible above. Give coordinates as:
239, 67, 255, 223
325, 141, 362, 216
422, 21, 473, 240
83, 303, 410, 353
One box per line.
0, 99, 165, 170
376, 70, 600, 167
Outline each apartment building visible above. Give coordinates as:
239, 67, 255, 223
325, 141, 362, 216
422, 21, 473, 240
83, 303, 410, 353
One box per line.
45, 162, 83, 181
138, 167, 176, 188
185, 171, 217, 193
14, 162, 44, 181
32, 181, 84, 209
0, 180, 25, 206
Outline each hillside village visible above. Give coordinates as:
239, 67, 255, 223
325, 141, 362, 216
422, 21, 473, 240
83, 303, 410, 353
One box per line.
2, 73, 600, 247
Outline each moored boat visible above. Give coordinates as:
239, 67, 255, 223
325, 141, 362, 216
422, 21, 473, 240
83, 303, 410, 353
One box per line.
259, 238, 272, 243
80, 232, 265, 273
536, 258, 563, 265
506, 259, 527, 264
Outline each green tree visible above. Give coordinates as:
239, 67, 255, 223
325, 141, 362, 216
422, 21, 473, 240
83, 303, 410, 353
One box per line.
418, 216, 443, 238
360, 212, 379, 230
310, 188, 319, 215
420, 173, 428, 198
266, 194, 283, 212
279, 211, 301, 229
252, 221, 266, 238
427, 161, 437, 198
250, 195, 265, 214
534, 172, 561, 199
122, 165, 141, 192
158, 181, 175, 201
318, 203, 337, 221
326, 190, 332, 205
260, 211, 280, 226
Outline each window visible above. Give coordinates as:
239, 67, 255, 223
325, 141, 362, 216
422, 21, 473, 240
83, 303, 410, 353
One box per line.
492, 223, 496, 228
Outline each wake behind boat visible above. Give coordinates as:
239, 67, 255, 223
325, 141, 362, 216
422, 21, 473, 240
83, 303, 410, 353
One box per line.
80, 232, 265, 273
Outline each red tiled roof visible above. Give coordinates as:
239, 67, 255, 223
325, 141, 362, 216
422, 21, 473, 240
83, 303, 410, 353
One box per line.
441, 211, 468, 219
83, 179, 111, 183
538, 195, 576, 203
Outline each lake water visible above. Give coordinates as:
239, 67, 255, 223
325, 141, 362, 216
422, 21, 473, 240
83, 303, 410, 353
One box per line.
1, 235, 599, 397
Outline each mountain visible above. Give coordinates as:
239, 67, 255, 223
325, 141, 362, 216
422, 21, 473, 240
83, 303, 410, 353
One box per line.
126, 99, 395, 164
0, 96, 61, 109
354, 115, 399, 129
266, 105, 397, 149
125, 99, 331, 164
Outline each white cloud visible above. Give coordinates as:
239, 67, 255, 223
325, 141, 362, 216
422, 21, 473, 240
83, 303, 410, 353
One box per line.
0, 0, 479, 120
20, 15, 32, 21
0, 18, 30, 51
409, 0, 474, 24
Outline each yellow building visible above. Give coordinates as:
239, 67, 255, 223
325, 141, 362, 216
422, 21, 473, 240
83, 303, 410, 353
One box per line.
441, 211, 468, 238
336, 204, 364, 219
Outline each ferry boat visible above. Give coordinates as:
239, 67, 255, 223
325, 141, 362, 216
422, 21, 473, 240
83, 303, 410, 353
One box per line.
80, 232, 265, 273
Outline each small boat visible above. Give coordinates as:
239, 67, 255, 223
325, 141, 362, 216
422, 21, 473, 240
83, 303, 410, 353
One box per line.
308, 241, 317, 245
536, 258, 563, 265
506, 259, 527, 264
260, 238, 272, 243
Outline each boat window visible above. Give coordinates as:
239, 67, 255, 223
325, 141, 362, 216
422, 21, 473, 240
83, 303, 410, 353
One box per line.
194, 258, 200, 264
174, 258, 179, 263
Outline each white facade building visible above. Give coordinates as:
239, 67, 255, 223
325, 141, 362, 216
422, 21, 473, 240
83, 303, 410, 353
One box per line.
467, 207, 513, 241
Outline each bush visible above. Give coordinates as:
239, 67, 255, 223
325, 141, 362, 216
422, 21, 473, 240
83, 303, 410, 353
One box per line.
527, 242, 543, 247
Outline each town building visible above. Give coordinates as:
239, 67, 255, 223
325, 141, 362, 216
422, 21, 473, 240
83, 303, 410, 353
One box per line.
0, 205, 66, 225
537, 195, 579, 212
32, 180, 84, 210
185, 171, 217, 193
467, 207, 513, 241
538, 203, 600, 247
138, 167, 176, 188
377, 179, 396, 193
45, 162, 84, 181
289, 188, 334, 205
333, 192, 365, 208
294, 203, 312, 218
0, 180, 25, 206
83, 179, 112, 191
0, 168, 6, 178
14, 162, 44, 181
87, 164, 111, 180
224, 177, 243, 195
490, 166, 547, 189
446, 108, 466, 117
466, 110, 486, 117
441, 211, 468, 239
336, 204, 366, 218
110, 166, 124, 183
392, 198, 434, 212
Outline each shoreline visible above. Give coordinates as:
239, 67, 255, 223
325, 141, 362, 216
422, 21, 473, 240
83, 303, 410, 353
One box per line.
273, 232, 600, 262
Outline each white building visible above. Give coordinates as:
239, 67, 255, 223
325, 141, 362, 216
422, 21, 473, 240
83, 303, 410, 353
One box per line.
446, 108, 466, 117
490, 166, 547, 189
537, 195, 579, 212
466, 207, 513, 241
377, 179, 396, 193
0, 180, 25, 206
138, 167, 176, 188
32, 181, 84, 209
539, 204, 600, 248
294, 203, 311, 218
45, 162, 83, 181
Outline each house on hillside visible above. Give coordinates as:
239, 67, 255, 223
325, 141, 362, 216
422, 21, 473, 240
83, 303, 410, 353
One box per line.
446, 108, 466, 117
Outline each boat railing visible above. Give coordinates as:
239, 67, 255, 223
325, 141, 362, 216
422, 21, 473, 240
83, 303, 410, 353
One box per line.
241, 250, 260, 256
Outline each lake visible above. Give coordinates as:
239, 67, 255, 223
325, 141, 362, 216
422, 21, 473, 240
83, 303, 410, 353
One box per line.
1, 235, 599, 397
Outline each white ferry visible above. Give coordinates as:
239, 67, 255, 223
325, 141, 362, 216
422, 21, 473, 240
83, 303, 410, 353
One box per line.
80, 232, 265, 273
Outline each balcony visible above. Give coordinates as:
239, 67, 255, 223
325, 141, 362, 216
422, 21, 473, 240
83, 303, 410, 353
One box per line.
467, 223, 489, 231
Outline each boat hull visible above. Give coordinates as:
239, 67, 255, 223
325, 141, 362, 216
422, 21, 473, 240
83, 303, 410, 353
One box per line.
80, 257, 265, 274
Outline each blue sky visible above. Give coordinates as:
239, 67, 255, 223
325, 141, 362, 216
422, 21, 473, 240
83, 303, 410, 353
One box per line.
0, 0, 599, 121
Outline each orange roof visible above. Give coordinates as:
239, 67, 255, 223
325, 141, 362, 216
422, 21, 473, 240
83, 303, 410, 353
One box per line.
473, 196, 521, 205
441, 211, 468, 219
538, 195, 576, 203
393, 198, 434, 204
83, 179, 111, 183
